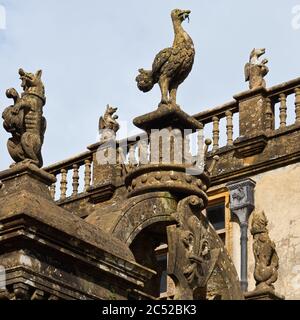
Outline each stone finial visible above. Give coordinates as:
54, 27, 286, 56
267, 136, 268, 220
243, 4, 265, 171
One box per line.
2, 68, 46, 168
251, 210, 279, 291
98, 104, 120, 141
244, 48, 269, 89
136, 9, 195, 107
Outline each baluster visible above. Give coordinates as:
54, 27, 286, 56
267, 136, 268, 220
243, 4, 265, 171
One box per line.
84, 159, 91, 192
212, 116, 219, 152
194, 129, 205, 169
60, 169, 67, 200
117, 146, 126, 165
129, 144, 137, 167
72, 164, 79, 196
295, 88, 300, 123
183, 134, 192, 164
50, 178, 56, 200
225, 111, 233, 146
265, 98, 273, 130
279, 93, 287, 128
138, 140, 148, 165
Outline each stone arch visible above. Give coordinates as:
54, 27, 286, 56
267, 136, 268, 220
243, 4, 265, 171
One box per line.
111, 192, 178, 245
110, 192, 178, 297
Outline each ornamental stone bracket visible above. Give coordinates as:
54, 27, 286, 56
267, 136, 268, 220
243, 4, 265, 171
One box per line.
233, 134, 268, 158
226, 178, 256, 292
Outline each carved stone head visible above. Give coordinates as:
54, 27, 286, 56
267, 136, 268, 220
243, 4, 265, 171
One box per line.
19, 68, 45, 99
250, 48, 266, 61
171, 9, 191, 23
251, 210, 268, 235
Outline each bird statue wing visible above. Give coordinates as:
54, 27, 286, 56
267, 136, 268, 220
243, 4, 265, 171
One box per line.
152, 47, 173, 75
99, 116, 106, 131
244, 63, 250, 82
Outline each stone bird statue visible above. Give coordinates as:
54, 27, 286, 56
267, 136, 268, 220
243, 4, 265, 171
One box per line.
136, 9, 195, 106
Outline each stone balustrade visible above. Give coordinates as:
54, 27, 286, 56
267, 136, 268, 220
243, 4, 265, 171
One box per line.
44, 151, 93, 201
193, 101, 239, 152
267, 77, 300, 129
44, 77, 300, 203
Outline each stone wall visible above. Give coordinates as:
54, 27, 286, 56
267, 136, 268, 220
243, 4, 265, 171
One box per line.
245, 163, 300, 299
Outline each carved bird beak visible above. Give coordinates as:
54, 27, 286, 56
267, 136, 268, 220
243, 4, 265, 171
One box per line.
179, 10, 191, 22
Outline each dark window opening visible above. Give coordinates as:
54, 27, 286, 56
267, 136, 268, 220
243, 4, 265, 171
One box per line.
157, 253, 167, 293
206, 202, 226, 244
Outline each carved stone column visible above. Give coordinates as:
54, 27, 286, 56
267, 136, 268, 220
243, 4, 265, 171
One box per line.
226, 179, 256, 292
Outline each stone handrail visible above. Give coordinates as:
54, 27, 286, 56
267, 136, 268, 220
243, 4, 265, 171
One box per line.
193, 101, 239, 151
44, 77, 300, 201
266, 77, 300, 129
44, 151, 93, 200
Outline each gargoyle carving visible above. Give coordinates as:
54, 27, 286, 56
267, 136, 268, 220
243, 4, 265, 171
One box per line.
136, 9, 195, 106
2, 69, 46, 168
99, 104, 120, 141
244, 48, 269, 89
231, 186, 245, 202
251, 210, 279, 291
167, 196, 220, 299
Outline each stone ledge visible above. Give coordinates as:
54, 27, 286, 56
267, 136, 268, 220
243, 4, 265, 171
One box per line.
0, 163, 56, 185
133, 103, 203, 132
233, 86, 267, 102
245, 288, 285, 300
234, 134, 268, 158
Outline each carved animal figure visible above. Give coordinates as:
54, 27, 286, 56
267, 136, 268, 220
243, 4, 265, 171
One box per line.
98, 105, 120, 144
99, 104, 119, 134
244, 48, 269, 89
136, 9, 195, 106
251, 210, 279, 291
2, 69, 46, 168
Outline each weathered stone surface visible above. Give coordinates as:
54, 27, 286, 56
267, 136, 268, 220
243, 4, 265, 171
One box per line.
244, 48, 269, 90
136, 9, 194, 106
3, 7, 299, 301
167, 195, 243, 300
125, 164, 209, 200
234, 87, 269, 137
2, 69, 46, 168
247, 163, 300, 299
99, 104, 120, 142
133, 104, 203, 132
0, 164, 155, 300
244, 288, 284, 300
250, 210, 279, 292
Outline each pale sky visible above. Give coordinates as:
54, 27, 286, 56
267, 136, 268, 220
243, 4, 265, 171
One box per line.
0, 0, 300, 169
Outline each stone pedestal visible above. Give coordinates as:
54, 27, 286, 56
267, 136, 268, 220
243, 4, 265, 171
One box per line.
234, 87, 269, 136
87, 141, 118, 203
0, 163, 154, 300
245, 288, 285, 300
233, 87, 270, 157
133, 104, 203, 133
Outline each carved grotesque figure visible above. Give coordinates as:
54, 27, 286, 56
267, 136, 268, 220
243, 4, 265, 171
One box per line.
99, 104, 120, 141
244, 48, 269, 89
136, 9, 195, 106
251, 210, 279, 291
2, 69, 46, 168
